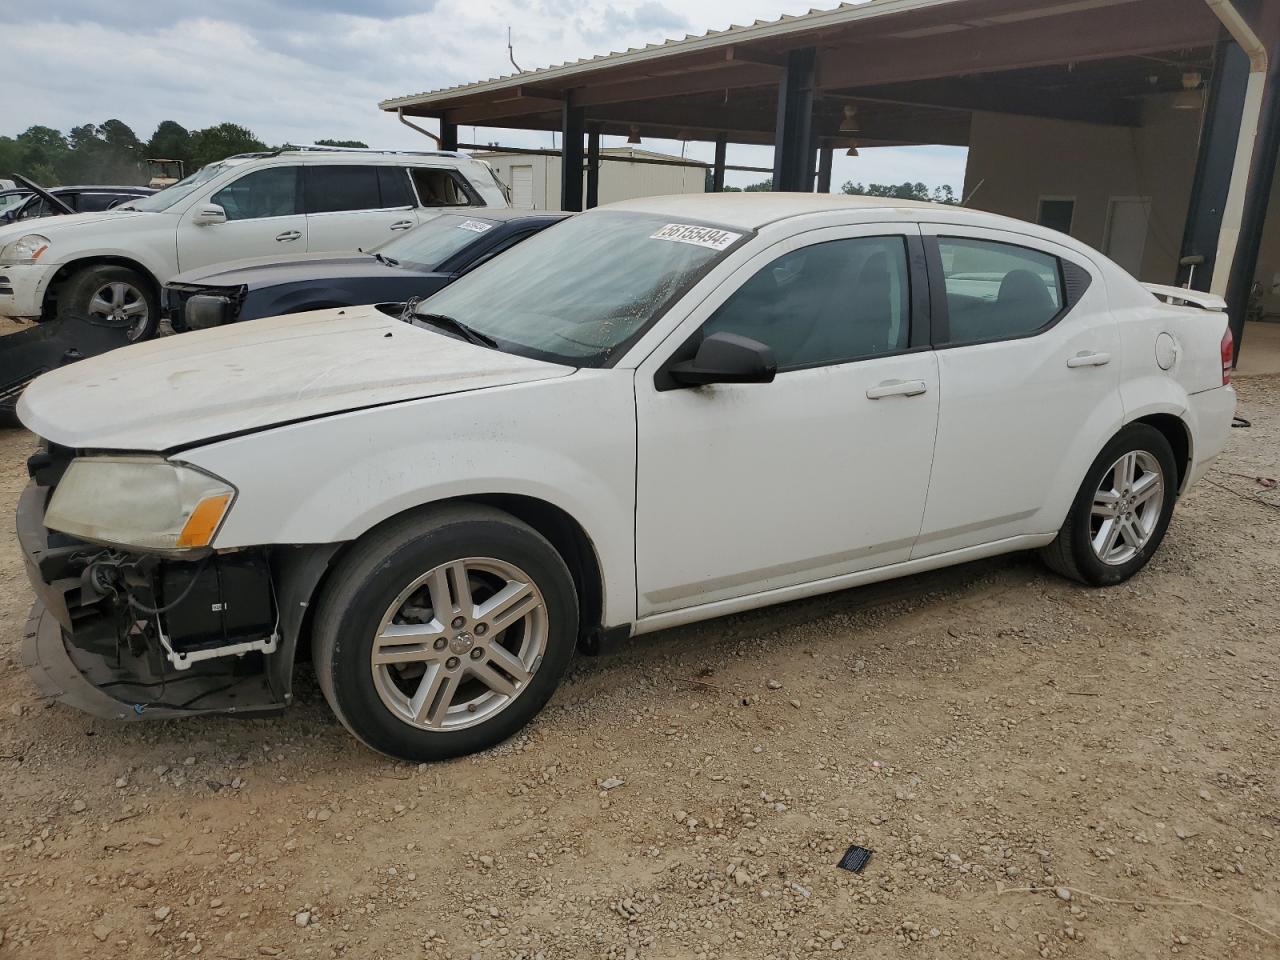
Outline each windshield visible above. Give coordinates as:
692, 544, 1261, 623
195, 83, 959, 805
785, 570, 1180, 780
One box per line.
373, 214, 500, 269
0, 192, 29, 214
125, 161, 234, 212
415, 211, 746, 366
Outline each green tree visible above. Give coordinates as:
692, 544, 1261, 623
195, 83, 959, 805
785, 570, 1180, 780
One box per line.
841, 180, 959, 204
14, 126, 69, 184
146, 121, 193, 162
189, 123, 266, 168
314, 139, 369, 148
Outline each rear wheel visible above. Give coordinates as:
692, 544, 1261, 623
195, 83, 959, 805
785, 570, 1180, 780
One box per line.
1040, 423, 1178, 586
312, 505, 577, 761
59, 264, 159, 342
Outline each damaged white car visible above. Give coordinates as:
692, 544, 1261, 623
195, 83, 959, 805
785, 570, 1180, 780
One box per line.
17, 194, 1236, 761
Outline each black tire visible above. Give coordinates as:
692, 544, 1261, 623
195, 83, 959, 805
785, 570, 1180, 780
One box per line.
1040, 423, 1178, 586
59, 264, 160, 342
312, 504, 578, 761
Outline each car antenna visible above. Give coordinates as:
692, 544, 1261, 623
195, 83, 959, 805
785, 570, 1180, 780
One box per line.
507, 27, 522, 72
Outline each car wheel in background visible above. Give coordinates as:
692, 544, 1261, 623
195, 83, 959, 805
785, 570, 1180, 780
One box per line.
312, 504, 578, 761
1040, 423, 1178, 586
60, 264, 160, 342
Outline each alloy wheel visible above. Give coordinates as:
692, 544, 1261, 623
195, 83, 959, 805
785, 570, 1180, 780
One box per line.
87, 281, 150, 341
370, 557, 547, 731
1090, 450, 1165, 565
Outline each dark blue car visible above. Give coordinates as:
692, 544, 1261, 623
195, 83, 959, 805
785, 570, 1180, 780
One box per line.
163, 209, 569, 332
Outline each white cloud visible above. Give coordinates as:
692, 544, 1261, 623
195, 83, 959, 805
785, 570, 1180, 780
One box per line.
9, 1, 966, 191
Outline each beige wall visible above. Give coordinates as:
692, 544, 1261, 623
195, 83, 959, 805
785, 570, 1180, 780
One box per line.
476, 149, 705, 210
962, 94, 1201, 284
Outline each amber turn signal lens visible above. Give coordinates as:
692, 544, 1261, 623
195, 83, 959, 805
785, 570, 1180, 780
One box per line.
177, 492, 233, 548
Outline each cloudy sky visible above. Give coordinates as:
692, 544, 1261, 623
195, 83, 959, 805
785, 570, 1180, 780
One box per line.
11, 0, 966, 191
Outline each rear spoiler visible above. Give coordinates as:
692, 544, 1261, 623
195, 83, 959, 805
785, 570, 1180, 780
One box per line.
1142, 283, 1227, 312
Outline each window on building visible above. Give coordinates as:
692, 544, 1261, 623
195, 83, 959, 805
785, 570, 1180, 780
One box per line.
938, 237, 1064, 346
703, 236, 911, 370
212, 167, 301, 221
1037, 197, 1075, 235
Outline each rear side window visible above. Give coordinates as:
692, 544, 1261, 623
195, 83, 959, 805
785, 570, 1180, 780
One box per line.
212, 167, 301, 221
305, 165, 382, 214
938, 238, 1063, 345
377, 167, 415, 208
704, 236, 911, 371
410, 168, 473, 207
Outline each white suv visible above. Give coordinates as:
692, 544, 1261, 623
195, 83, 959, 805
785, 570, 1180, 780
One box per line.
0, 147, 508, 340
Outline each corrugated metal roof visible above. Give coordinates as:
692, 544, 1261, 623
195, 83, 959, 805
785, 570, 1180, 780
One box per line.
379, 0, 968, 110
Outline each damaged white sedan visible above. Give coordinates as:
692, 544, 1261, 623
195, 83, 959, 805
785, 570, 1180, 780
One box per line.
17, 194, 1236, 761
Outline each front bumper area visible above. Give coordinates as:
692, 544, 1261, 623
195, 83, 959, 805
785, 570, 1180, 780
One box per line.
17, 482, 285, 721
0, 262, 53, 320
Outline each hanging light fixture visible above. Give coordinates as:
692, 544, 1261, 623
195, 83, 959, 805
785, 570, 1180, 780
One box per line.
839, 104, 860, 134
627, 125, 642, 144
846, 143, 860, 157
1174, 71, 1204, 110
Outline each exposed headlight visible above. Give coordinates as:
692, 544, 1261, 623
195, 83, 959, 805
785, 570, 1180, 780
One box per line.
44, 457, 236, 553
0, 234, 51, 265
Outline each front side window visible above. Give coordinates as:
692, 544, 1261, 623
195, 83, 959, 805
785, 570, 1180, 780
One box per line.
703, 236, 910, 371
938, 237, 1063, 346
304, 165, 382, 214
417, 211, 745, 366
211, 166, 300, 221
410, 168, 472, 207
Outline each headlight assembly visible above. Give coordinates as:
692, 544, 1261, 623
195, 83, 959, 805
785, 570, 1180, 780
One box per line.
44, 457, 235, 554
0, 234, 51, 265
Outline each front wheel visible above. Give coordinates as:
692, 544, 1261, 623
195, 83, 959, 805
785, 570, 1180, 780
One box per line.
59, 264, 160, 342
312, 505, 578, 761
1040, 423, 1178, 586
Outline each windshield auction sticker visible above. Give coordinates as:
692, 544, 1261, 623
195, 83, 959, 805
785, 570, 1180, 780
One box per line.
458, 220, 494, 233
650, 223, 742, 251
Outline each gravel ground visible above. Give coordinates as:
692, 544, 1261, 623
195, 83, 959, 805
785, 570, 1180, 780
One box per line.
0, 378, 1277, 959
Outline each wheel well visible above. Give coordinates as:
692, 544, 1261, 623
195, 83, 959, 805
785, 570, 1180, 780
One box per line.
1133, 413, 1191, 490
41, 256, 161, 321
469, 494, 605, 647
299, 495, 606, 658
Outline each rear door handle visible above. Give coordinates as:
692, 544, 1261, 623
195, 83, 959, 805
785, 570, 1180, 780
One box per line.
1066, 351, 1111, 368
275, 230, 302, 242
866, 378, 928, 399
390, 219, 414, 231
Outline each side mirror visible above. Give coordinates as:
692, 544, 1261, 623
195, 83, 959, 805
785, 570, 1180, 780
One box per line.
191, 203, 226, 226
668, 332, 776, 387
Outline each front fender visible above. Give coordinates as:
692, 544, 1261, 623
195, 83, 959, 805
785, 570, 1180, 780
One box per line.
180, 371, 639, 626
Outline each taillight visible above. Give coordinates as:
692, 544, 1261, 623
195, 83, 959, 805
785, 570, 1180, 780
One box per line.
1221, 325, 1233, 385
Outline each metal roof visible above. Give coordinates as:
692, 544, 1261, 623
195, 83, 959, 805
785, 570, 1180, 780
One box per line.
380, 0, 967, 111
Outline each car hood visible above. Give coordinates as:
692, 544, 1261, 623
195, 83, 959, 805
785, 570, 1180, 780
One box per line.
18, 305, 573, 451
170, 253, 425, 288
0, 209, 153, 244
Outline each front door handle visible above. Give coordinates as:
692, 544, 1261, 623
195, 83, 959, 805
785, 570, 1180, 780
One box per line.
866, 379, 928, 400
275, 230, 302, 242
1066, 351, 1111, 368
389, 219, 414, 231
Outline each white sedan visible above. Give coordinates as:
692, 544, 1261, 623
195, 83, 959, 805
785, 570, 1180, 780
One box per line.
17, 194, 1236, 761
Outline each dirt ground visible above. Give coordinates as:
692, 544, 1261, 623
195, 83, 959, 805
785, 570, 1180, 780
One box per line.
0, 379, 1277, 960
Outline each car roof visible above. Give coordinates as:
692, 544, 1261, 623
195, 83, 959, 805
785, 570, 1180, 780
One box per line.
601, 192, 1034, 231
447, 209, 571, 224
52, 185, 155, 193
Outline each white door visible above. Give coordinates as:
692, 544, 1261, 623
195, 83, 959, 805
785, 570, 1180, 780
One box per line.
1103, 197, 1151, 277
510, 165, 534, 209
176, 165, 307, 273
913, 226, 1123, 557
634, 227, 939, 616
304, 164, 417, 253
